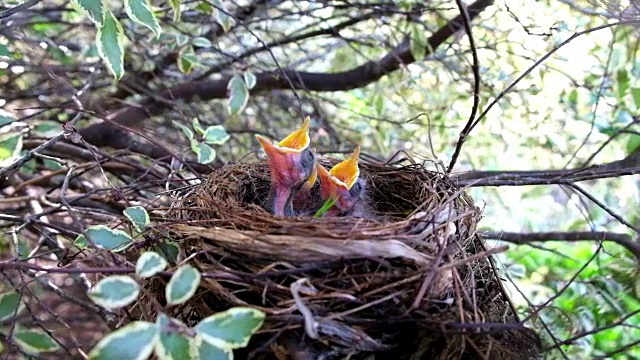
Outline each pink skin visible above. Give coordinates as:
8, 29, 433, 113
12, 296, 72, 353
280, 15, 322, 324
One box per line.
264, 150, 315, 216
322, 178, 365, 216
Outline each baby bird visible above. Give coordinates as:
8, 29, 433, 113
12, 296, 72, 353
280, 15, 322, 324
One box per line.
255, 117, 317, 216
316, 146, 367, 217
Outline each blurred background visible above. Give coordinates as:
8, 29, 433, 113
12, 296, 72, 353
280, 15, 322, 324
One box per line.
0, 0, 639, 358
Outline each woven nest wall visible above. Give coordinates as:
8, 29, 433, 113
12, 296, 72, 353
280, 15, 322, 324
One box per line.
144, 157, 541, 359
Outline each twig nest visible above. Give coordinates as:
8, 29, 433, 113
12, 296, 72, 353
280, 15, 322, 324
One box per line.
158, 157, 540, 359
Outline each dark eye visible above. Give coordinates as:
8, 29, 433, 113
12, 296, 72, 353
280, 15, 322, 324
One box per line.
301, 149, 315, 167
350, 180, 364, 196
305, 149, 315, 161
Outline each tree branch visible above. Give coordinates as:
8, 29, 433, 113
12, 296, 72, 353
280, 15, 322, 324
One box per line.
484, 230, 640, 261
77, 0, 494, 149
454, 149, 640, 186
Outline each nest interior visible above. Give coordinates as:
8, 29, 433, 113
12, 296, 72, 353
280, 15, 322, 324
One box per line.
144, 157, 541, 359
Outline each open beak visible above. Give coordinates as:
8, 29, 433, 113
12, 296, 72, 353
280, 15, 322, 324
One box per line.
302, 148, 318, 190
328, 146, 360, 189
255, 117, 312, 183
317, 146, 361, 199
256, 116, 311, 156
255, 117, 315, 215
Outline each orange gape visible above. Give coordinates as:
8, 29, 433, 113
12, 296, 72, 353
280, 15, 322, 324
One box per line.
255, 117, 316, 216
316, 146, 365, 216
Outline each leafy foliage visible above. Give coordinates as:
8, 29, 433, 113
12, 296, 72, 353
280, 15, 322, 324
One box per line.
0, 0, 638, 358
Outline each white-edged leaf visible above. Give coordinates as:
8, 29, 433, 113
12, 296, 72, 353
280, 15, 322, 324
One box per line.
166, 265, 201, 305
136, 251, 168, 278
85, 225, 133, 252
124, 0, 161, 38
191, 118, 205, 135
203, 125, 230, 145
195, 336, 232, 360
12, 326, 61, 354
73, 234, 89, 250
88, 275, 140, 309
32, 121, 61, 137
212, 0, 235, 32
88, 321, 158, 360
168, 0, 181, 22
243, 72, 256, 89
71, 0, 105, 25
155, 313, 197, 360
192, 142, 216, 164
195, 307, 265, 350
177, 50, 196, 74
227, 75, 249, 115
176, 34, 189, 47
123, 206, 150, 233
0, 132, 23, 167
0, 290, 25, 323
96, 11, 126, 80
192, 37, 212, 48
0, 112, 16, 127
174, 120, 194, 140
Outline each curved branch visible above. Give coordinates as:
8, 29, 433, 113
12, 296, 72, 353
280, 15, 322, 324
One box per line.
485, 230, 640, 261
78, 0, 494, 149
454, 149, 640, 186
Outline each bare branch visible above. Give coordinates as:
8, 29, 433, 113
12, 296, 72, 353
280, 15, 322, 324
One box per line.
484, 230, 640, 260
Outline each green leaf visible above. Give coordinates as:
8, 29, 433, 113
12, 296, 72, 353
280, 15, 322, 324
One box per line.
154, 241, 179, 264
32, 121, 61, 137
88, 275, 140, 309
195, 336, 232, 360
124, 0, 161, 38
74, 234, 89, 250
166, 265, 201, 305
191, 118, 205, 135
203, 125, 230, 145
136, 251, 168, 278
195, 307, 265, 350
0, 112, 15, 127
243, 72, 256, 89
71, 0, 105, 25
0, 43, 10, 57
174, 120, 194, 140
0, 290, 25, 323
96, 11, 126, 80
410, 23, 427, 60
193, 37, 212, 48
85, 225, 133, 252
12, 326, 61, 354
178, 50, 196, 74
0, 132, 23, 167
616, 70, 630, 100
631, 88, 640, 109
227, 75, 249, 115
88, 321, 158, 360
626, 133, 640, 154
155, 313, 197, 359
176, 34, 189, 47
212, 0, 235, 32
314, 198, 337, 218
168, 0, 181, 22
123, 206, 150, 233
192, 142, 217, 164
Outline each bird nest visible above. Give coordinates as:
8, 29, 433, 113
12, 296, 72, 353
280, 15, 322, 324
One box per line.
146, 157, 541, 359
